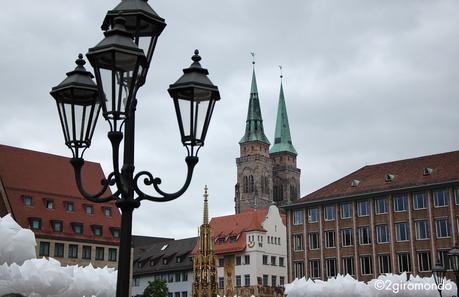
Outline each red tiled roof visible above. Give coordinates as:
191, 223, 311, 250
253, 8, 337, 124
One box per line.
296, 150, 459, 204
0, 144, 121, 244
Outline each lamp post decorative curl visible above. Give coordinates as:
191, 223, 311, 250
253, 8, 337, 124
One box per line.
432, 261, 446, 297
50, 1, 220, 297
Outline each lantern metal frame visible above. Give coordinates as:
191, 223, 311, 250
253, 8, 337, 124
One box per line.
50, 1, 220, 296
432, 261, 446, 297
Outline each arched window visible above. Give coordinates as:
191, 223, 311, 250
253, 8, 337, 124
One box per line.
249, 175, 254, 192
265, 177, 269, 194
243, 176, 248, 193
290, 185, 296, 200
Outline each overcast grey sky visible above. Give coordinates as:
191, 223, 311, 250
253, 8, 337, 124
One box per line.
1, 0, 458, 239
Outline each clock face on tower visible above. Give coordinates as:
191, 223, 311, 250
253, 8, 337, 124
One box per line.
247, 241, 255, 248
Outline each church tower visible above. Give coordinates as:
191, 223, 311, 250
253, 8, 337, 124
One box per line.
269, 74, 301, 206
235, 59, 273, 213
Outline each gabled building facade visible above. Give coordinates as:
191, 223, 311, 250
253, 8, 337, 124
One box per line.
211, 204, 287, 297
235, 64, 300, 213
284, 151, 459, 282
132, 237, 198, 297
0, 144, 121, 268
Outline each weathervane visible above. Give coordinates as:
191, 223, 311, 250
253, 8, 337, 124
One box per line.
279, 65, 283, 81
251, 52, 256, 66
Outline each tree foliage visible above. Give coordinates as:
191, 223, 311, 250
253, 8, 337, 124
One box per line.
142, 279, 168, 297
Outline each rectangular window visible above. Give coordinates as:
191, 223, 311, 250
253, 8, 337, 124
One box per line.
133, 277, 139, 287
358, 226, 371, 245
263, 255, 268, 265
271, 256, 276, 266
168, 274, 174, 283
293, 261, 305, 279
340, 203, 352, 219
54, 243, 64, 257
65, 201, 74, 212
398, 253, 411, 273
418, 251, 431, 272
95, 247, 104, 261
39, 241, 50, 257
280, 276, 285, 286
379, 254, 391, 274
218, 258, 224, 267
325, 258, 337, 278
436, 218, 450, 238
437, 250, 450, 270
293, 210, 303, 225
68, 244, 78, 258
308, 207, 318, 223
395, 222, 409, 241
456, 188, 459, 205
376, 224, 389, 243
279, 257, 285, 267
293, 234, 304, 251
357, 200, 369, 217
375, 198, 388, 214
24, 196, 33, 206
415, 220, 430, 240
181, 292, 187, 297
394, 194, 407, 212
236, 256, 241, 265
244, 255, 250, 265
325, 230, 335, 248
309, 260, 320, 279
271, 275, 277, 287
108, 248, 117, 261
413, 192, 427, 210
85, 205, 94, 214
82, 246, 91, 259
235, 275, 241, 287
434, 190, 449, 207
324, 205, 335, 221
360, 256, 373, 275
244, 274, 250, 287
342, 257, 355, 276
218, 277, 224, 289
92, 225, 103, 236
309, 232, 319, 250
341, 228, 353, 247
262, 275, 268, 287
182, 272, 188, 282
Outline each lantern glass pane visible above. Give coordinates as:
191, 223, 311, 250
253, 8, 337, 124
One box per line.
57, 102, 70, 144
193, 99, 209, 144
178, 98, 191, 142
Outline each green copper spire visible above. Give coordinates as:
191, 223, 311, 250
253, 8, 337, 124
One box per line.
239, 60, 270, 145
270, 76, 297, 155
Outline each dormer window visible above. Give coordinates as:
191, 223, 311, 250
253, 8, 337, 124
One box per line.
423, 167, 433, 176
176, 256, 182, 263
65, 201, 74, 212
229, 236, 237, 243
351, 179, 360, 187
28, 217, 41, 230
110, 227, 120, 238
217, 238, 225, 244
71, 222, 83, 234
51, 220, 63, 232
163, 258, 168, 265
103, 207, 112, 217
23, 196, 33, 206
84, 205, 94, 215
149, 259, 156, 266
45, 199, 54, 209
91, 225, 103, 236
384, 174, 395, 182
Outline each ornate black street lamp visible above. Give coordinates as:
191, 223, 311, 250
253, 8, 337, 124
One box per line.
50, 1, 220, 297
432, 262, 446, 297
448, 245, 459, 297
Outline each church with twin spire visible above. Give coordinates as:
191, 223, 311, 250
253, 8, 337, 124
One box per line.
235, 62, 301, 213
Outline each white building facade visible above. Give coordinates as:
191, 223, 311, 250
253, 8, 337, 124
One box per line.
211, 205, 287, 296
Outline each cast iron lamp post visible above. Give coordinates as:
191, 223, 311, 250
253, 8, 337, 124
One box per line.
49, 1, 220, 297
448, 245, 459, 297
432, 262, 446, 297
